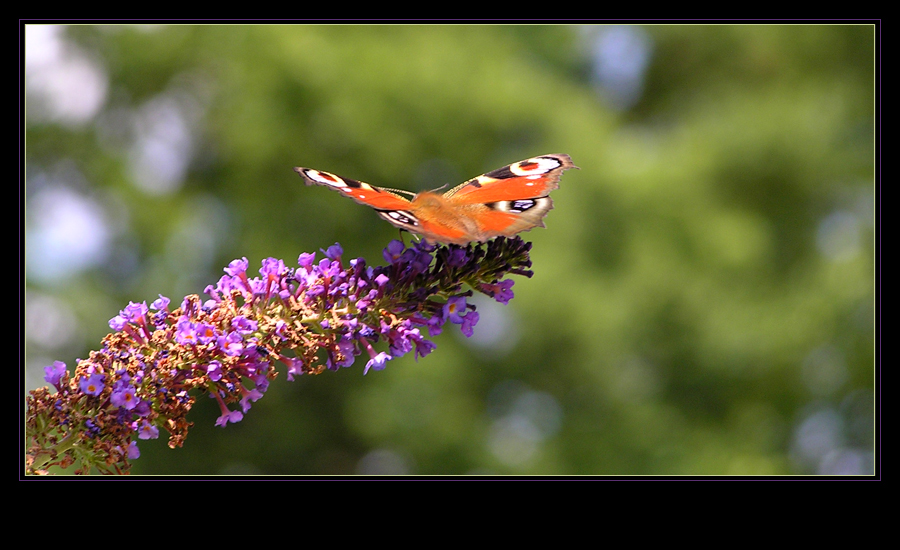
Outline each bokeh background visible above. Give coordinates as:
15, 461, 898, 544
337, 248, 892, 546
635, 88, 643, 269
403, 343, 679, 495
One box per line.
24, 24, 875, 475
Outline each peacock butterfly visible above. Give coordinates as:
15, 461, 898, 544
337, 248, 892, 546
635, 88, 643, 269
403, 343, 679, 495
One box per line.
294, 154, 577, 245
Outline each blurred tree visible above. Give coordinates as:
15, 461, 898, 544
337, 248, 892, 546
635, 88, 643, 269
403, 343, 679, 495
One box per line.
24, 23, 875, 475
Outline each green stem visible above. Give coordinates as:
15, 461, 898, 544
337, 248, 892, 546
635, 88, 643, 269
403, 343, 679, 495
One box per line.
30, 432, 78, 471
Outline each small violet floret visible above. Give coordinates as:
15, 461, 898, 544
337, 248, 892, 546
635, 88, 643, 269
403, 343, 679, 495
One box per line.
79, 373, 105, 396
43, 361, 67, 387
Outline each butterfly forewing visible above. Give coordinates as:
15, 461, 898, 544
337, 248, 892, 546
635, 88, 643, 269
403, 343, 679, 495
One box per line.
444, 154, 576, 203
294, 167, 412, 211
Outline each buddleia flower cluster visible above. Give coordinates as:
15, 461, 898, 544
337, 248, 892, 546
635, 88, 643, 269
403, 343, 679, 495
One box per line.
25, 237, 535, 474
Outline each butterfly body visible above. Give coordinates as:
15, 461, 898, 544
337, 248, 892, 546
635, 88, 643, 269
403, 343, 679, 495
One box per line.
295, 154, 576, 245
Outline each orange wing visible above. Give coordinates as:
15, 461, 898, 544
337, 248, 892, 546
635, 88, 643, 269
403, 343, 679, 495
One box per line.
294, 167, 412, 211
443, 154, 577, 204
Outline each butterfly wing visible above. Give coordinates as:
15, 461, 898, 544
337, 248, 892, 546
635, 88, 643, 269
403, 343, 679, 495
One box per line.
444, 154, 576, 202
295, 154, 577, 245
294, 167, 412, 210
294, 167, 426, 233
439, 154, 577, 240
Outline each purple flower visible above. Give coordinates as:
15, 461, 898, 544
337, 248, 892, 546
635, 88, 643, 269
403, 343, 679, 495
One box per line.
318, 258, 341, 278
231, 316, 258, 334
252, 374, 269, 394
240, 384, 265, 413
84, 418, 100, 435
150, 294, 170, 311
134, 400, 152, 417
225, 257, 249, 277
481, 279, 515, 305
407, 247, 433, 276
460, 311, 479, 338
446, 247, 469, 268
364, 352, 392, 375
201, 360, 221, 382
426, 313, 444, 337
109, 315, 127, 331
43, 361, 67, 387
127, 441, 141, 459
399, 327, 436, 360
298, 252, 316, 270
414, 337, 437, 360
174, 318, 217, 346
374, 273, 390, 287
306, 284, 325, 298
282, 356, 305, 381
136, 419, 159, 440
215, 409, 244, 427
175, 318, 202, 345
196, 322, 217, 344
260, 257, 288, 278
383, 240, 405, 264
217, 331, 244, 356
258, 258, 290, 296
79, 373, 105, 396
120, 301, 149, 324
389, 329, 414, 357
444, 296, 468, 324
323, 243, 343, 261
111, 385, 138, 410
210, 387, 245, 426
327, 336, 357, 370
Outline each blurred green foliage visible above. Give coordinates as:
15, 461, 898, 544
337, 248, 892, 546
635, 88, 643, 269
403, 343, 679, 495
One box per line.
25, 24, 875, 475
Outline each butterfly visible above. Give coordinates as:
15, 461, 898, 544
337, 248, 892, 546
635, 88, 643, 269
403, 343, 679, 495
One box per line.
294, 154, 577, 245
